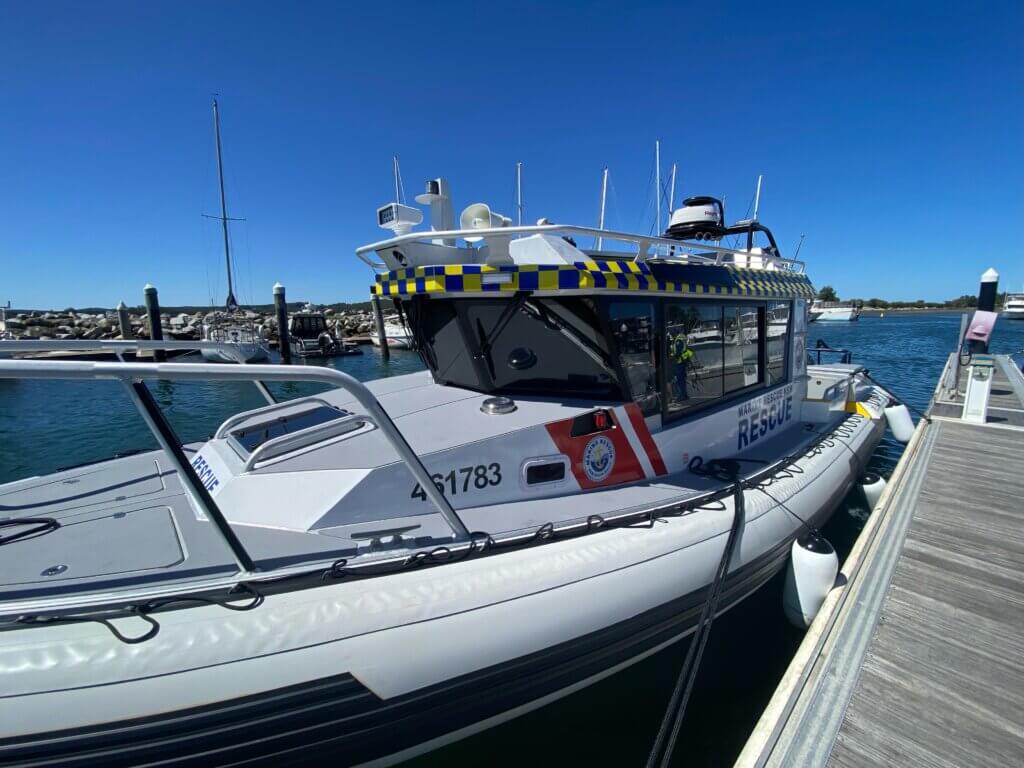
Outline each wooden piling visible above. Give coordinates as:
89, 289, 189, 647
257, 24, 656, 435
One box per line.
116, 301, 131, 340
143, 284, 165, 361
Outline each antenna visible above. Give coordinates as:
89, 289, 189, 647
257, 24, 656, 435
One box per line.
392, 156, 406, 204
655, 140, 661, 235
793, 234, 806, 259
515, 161, 523, 227
752, 174, 763, 221
668, 163, 677, 216
596, 166, 609, 250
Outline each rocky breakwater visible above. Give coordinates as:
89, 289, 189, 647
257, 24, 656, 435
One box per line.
1, 307, 400, 345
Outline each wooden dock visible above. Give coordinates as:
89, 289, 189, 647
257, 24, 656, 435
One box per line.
736, 353, 1024, 768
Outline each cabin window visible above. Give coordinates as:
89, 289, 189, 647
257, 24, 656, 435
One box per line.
606, 300, 660, 415
722, 305, 763, 395
665, 303, 724, 416
766, 301, 791, 385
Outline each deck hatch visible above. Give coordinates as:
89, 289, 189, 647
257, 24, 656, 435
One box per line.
229, 405, 354, 455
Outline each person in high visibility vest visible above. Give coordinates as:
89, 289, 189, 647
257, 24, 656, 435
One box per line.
669, 330, 694, 402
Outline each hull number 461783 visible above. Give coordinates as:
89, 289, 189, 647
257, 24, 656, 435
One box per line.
411, 463, 502, 501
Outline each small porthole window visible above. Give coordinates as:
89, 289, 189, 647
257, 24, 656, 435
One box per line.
526, 462, 566, 485
508, 347, 537, 370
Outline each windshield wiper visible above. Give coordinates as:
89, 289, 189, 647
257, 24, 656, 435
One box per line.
521, 299, 618, 378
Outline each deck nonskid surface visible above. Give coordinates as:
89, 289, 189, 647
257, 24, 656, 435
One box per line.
0, 410, 848, 602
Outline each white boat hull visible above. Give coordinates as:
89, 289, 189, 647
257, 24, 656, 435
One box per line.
371, 334, 413, 350
0, 396, 885, 766
200, 342, 269, 363
810, 307, 859, 322
1002, 309, 1024, 321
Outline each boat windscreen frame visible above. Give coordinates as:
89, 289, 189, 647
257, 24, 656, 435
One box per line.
400, 295, 626, 401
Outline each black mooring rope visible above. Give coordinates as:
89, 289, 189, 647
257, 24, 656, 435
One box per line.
646, 479, 746, 768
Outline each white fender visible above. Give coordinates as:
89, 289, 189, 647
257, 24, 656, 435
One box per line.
858, 472, 887, 510
783, 533, 839, 630
884, 404, 914, 443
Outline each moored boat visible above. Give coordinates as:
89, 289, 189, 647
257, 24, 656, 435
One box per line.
0, 182, 891, 766
199, 98, 271, 364
370, 321, 414, 349
808, 299, 861, 322
1002, 292, 1024, 320
289, 303, 363, 358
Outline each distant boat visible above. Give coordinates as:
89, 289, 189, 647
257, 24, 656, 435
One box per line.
289, 304, 363, 358
0, 301, 15, 359
809, 299, 861, 322
371, 322, 414, 350
199, 98, 270, 363
1002, 292, 1024, 321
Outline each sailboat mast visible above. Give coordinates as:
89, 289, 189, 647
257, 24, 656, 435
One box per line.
212, 98, 237, 311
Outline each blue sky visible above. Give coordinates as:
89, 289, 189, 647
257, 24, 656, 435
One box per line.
1, 1, 1021, 308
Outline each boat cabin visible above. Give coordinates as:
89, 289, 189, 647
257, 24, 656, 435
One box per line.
289, 308, 332, 340
362, 186, 813, 427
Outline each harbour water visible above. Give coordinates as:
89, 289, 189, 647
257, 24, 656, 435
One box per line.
1, 313, 1022, 766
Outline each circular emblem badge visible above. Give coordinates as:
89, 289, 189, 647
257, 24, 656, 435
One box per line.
583, 435, 616, 482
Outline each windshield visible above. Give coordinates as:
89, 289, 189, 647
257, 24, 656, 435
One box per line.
406, 296, 622, 400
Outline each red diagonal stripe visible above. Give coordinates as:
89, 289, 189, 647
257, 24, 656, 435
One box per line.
625, 402, 668, 476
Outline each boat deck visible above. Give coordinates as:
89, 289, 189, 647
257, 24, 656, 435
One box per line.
737, 353, 1024, 768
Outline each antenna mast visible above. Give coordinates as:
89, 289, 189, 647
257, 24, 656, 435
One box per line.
392, 156, 405, 204
793, 234, 806, 259
212, 98, 237, 312
752, 174, 763, 221
515, 161, 523, 226
596, 166, 609, 250
655, 140, 661, 234
668, 163, 677, 216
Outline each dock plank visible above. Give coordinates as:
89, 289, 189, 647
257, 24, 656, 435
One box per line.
826, 415, 1024, 767
738, 355, 1024, 768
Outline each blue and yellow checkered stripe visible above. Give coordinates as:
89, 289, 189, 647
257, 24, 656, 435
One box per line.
371, 260, 815, 300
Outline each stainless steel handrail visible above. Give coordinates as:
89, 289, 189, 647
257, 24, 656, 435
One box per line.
355, 223, 806, 274
0, 358, 470, 543
0, 339, 276, 405
0, 339, 250, 359
213, 395, 338, 439
242, 413, 369, 472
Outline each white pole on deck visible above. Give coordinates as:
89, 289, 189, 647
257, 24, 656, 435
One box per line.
753, 174, 763, 221
596, 166, 609, 250
393, 155, 405, 204
655, 140, 662, 235
515, 161, 523, 227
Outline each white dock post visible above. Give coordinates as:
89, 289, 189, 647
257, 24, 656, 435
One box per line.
273, 282, 292, 365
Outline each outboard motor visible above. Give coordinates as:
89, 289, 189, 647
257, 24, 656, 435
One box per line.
664, 196, 728, 241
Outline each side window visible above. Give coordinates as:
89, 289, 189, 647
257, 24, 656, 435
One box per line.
766, 301, 790, 385
665, 302, 723, 417
607, 301, 659, 415
723, 305, 762, 393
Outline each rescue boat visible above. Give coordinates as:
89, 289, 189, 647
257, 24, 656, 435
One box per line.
0, 181, 889, 767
